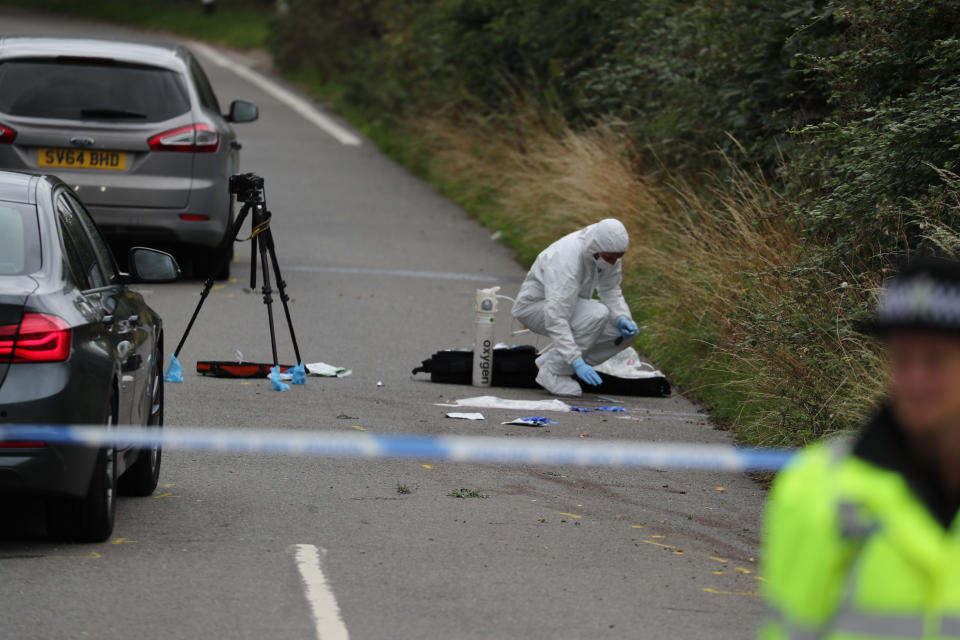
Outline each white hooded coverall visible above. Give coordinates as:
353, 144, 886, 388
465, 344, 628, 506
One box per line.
512, 219, 635, 379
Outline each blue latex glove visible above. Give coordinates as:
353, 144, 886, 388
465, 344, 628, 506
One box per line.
520, 416, 558, 425
269, 365, 291, 391
291, 363, 307, 385
163, 354, 184, 383
572, 358, 602, 386
617, 316, 639, 339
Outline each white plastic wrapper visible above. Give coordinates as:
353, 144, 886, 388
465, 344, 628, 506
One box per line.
279, 362, 352, 380
594, 348, 665, 380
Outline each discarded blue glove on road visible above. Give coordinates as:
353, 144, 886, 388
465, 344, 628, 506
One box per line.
595, 406, 626, 413
520, 416, 557, 425
617, 316, 639, 339
572, 358, 602, 386
291, 363, 307, 385
164, 354, 184, 383
269, 365, 291, 391
570, 406, 594, 412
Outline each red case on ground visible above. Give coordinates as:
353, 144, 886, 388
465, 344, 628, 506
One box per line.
196, 361, 294, 378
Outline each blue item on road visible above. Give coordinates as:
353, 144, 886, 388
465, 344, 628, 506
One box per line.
570, 406, 593, 412
596, 406, 626, 413
572, 358, 602, 386
164, 354, 184, 383
291, 362, 307, 385
269, 365, 291, 391
617, 316, 639, 338
520, 416, 558, 425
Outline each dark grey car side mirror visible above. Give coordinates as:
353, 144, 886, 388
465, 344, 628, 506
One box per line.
128, 247, 180, 283
227, 99, 259, 123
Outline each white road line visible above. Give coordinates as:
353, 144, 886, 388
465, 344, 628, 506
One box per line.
293, 544, 350, 640
285, 264, 518, 283
189, 41, 362, 147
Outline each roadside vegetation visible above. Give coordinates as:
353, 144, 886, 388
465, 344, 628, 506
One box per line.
0, 0, 271, 49
268, 0, 960, 446
14, 0, 960, 445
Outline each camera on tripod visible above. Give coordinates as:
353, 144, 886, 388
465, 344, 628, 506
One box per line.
229, 172, 265, 203
171, 172, 303, 377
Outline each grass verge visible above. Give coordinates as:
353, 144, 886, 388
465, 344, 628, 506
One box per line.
0, 0, 271, 49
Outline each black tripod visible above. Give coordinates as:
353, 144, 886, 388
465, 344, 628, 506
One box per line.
172, 173, 302, 369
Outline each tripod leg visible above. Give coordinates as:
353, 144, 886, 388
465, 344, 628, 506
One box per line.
256, 222, 280, 368
250, 232, 258, 291
263, 229, 303, 364
173, 203, 251, 358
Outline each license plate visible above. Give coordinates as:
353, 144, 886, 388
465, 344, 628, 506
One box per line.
38, 148, 126, 171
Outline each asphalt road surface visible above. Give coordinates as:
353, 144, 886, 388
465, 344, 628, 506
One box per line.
0, 8, 767, 639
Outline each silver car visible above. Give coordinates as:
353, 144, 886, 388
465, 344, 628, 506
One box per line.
0, 37, 258, 278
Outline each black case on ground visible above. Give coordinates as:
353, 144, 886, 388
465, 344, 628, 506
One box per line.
412, 345, 541, 388
412, 345, 671, 397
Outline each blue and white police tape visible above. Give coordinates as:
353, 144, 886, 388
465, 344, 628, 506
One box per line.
0, 424, 796, 472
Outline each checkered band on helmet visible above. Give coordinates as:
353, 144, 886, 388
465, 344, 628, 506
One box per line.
876, 276, 960, 332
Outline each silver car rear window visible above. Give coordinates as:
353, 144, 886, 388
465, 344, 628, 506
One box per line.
0, 202, 41, 276
0, 58, 191, 122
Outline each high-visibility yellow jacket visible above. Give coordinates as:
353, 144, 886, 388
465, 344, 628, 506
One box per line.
759, 408, 960, 639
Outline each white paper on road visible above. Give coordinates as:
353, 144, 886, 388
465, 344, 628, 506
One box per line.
278, 362, 352, 380
306, 362, 352, 377
438, 396, 572, 413
594, 347, 665, 379
446, 412, 486, 421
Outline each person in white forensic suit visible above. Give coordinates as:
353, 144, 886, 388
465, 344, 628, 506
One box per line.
512, 219, 639, 396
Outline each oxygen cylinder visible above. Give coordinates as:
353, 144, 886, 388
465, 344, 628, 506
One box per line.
472, 286, 500, 387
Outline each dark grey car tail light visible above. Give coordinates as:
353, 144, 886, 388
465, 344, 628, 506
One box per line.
0, 313, 72, 363
148, 123, 219, 153
0, 123, 16, 144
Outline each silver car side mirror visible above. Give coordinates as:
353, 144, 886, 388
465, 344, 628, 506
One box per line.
227, 100, 259, 123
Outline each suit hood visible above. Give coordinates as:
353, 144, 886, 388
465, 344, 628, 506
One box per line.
582, 219, 629, 255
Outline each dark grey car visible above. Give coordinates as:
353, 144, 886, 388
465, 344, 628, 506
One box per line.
0, 37, 258, 278
0, 169, 179, 542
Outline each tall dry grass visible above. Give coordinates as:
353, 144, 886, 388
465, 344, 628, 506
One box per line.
416, 111, 887, 445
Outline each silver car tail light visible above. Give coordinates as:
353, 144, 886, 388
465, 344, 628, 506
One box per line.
0, 123, 16, 144
147, 123, 219, 153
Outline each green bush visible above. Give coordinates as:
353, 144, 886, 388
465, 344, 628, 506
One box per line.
793, 2, 960, 270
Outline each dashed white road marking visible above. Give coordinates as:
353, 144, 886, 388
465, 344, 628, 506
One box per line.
190, 41, 362, 147
293, 544, 350, 640
285, 264, 513, 282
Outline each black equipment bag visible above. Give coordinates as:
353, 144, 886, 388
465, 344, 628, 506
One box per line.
412, 345, 670, 396
412, 345, 540, 388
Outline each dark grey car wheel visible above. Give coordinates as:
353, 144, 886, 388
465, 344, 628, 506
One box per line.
119, 348, 163, 496
46, 390, 118, 542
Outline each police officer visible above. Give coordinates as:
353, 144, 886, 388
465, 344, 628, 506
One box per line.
760, 256, 960, 639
